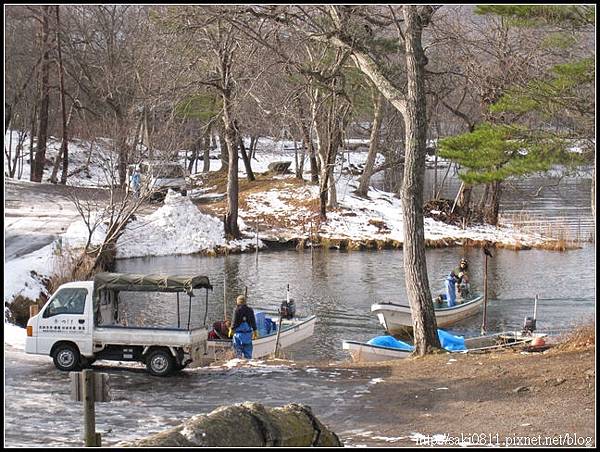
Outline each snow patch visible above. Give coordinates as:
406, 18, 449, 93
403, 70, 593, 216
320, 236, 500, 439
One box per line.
4, 323, 26, 350
4, 243, 56, 305
116, 191, 255, 258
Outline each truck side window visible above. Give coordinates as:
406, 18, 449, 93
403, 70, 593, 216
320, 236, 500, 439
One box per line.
43, 288, 88, 318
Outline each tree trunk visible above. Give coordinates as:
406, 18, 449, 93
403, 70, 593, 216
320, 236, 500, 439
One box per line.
402, 6, 440, 355
116, 116, 130, 187
216, 125, 229, 173
477, 183, 489, 213
299, 120, 318, 184
56, 6, 69, 185
296, 138, 306, 180
31, 6, 51, 183
236, 122, 255, 182
10, 131, 27, 178
222, 90, 240, 239
29, 102, 38, 179
327, 165, 337, 208
483, 180, 502, 226
6, 129, 14, 176
456, 184, 473, 218
249, 135, 257, 159
309, 148, 319, 183
592, 158, 595, 225
188, 137, 200, 174
317, 133, 329, 219
202, 128, 211, 173
356, 91, 384, 197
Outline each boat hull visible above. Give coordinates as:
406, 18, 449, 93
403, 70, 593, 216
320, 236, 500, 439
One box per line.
342, 340, 412, 362
371, 295, 484, 335
342, 331, 546, 363
203, 315, 316, 362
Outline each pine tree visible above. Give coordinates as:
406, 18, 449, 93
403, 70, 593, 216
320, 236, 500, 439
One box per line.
440, 5, 594, 225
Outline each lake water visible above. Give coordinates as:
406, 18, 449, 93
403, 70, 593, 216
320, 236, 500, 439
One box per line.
115, 245, 595, 362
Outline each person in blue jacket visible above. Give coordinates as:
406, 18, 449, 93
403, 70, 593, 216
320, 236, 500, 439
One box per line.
130, 165, 141, 198
445, 271, 459, 307
228, 295, 259, 359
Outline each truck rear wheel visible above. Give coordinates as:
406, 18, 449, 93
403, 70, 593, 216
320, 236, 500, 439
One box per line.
52, 344, 81, 372
146, 349, 175, 377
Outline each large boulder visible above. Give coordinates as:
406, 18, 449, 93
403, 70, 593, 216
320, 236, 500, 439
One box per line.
119, 402, 342, 447
267, 161, 292, 174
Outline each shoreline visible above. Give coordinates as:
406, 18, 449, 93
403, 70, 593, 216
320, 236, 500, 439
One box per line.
4, 321, 595, 447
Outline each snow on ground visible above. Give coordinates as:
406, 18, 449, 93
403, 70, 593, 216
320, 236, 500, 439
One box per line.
116, 191, 259, 259
4, 323, 26, 350
4, 131, 118, 187
3, 242, 58, 305
242, 173, 550, 247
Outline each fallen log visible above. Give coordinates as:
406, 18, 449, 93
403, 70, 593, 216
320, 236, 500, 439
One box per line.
119, 402, 342, 447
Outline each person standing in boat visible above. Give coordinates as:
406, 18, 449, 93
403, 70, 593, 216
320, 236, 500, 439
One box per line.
454, 258, 471, 299
228, 295, 259, 359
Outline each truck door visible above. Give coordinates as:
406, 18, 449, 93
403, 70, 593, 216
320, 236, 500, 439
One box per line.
37, 287, 93, 356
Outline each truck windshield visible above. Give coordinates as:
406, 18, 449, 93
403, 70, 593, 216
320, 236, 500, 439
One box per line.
43, 288, 87, 317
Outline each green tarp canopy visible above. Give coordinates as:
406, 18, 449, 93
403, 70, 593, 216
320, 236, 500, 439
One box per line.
93, 272, 213, 296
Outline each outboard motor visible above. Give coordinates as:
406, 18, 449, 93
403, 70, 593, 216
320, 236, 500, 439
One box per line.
522, 316, 537, 336
522, 294, 539, 336
280, 298, 296, 320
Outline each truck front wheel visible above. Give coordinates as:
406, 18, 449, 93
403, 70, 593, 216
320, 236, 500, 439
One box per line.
146, 349, 175, 377
52, 344, 81, 372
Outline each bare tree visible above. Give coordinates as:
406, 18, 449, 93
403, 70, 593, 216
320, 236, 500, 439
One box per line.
355, 89, 384, 198
31, 5, 52, 183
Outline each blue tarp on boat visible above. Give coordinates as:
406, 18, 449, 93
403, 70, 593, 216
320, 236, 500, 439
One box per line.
437, 329, 466, 351
367, 336, 414, 351
366, 329, 466, 352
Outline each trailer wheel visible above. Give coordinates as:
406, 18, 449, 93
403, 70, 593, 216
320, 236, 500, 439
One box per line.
146, 349, 175, 377
52, 344, 81, 372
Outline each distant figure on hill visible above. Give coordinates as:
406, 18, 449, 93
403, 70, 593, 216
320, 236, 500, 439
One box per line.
130, 165, 141, 198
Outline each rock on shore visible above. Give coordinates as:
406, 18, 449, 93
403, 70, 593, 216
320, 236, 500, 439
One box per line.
119, 402, 342, 447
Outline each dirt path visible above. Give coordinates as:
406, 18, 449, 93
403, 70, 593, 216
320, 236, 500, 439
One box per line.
332, 344, 595, 447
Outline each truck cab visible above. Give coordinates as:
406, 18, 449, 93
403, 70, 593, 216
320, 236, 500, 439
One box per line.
26, 273, 212, 376
26, 281, 95, 368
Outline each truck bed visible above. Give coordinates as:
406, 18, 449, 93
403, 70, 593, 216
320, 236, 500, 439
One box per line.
93, 325, 207, 347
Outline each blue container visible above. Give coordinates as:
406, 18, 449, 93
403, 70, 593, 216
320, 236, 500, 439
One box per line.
254, 311, 268, 337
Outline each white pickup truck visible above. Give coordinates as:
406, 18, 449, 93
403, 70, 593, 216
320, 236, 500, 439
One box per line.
25, 273, 213, 376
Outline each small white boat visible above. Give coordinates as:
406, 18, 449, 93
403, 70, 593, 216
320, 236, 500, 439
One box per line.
371, 294, 485, 335
343, 331, 547, 363
203, 315, 317, 362
343, 339, 412, 362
